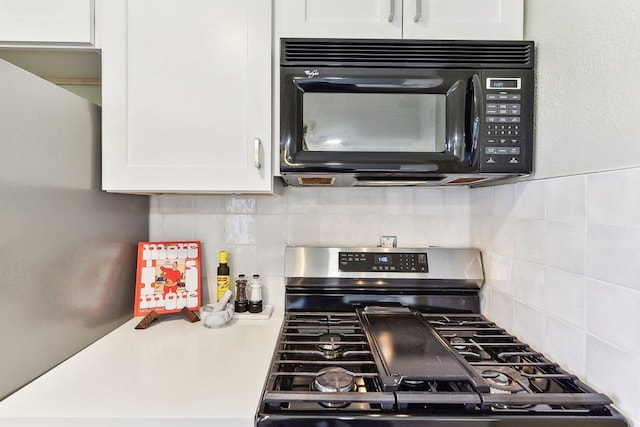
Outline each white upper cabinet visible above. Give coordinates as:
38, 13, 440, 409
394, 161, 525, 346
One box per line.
280, 0, 402, 39
0, 0, 96, 47
402, 0, 523, 40
279, 0, 523, 40
102, 0, 273, 193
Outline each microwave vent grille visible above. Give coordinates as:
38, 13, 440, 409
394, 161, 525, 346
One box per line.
281, 39, 533, 68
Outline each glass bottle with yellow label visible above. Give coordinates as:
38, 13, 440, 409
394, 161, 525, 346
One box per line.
216, 251, 230, 302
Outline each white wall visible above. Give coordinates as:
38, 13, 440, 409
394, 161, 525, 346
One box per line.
152, 178, 639, 425
525, 0, 640, 179
152, 174, 640, 426
150, 187, 471, 308
485, 2, 640, 423
472, 168, 640, 425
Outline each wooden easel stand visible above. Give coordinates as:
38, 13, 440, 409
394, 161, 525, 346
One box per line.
135, 307, 200, 329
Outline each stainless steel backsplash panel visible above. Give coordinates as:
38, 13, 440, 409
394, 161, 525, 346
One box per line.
0, 59, 149, 400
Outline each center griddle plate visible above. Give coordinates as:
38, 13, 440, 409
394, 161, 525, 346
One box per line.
357, 307, 488, 392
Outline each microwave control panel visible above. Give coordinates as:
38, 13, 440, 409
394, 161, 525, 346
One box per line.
479, 72, 533, 174
339, 252, 428, 273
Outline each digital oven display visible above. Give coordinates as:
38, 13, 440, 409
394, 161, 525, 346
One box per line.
374, 254, 392, 265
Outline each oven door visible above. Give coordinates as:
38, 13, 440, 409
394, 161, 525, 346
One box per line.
280, 67, 482, 175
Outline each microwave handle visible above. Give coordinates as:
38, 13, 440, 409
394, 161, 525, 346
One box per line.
468, 74, 482, 163
447, 75, 481, 163
446, 79, 467, 161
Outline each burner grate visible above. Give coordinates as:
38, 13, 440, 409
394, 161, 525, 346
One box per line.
259, 311, 624, 418
424, 313, 617, 414
262, 311, 396, 413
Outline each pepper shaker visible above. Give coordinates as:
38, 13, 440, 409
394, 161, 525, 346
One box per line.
234, 274, 248, 313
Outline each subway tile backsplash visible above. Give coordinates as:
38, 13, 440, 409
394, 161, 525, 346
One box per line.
151, 167, 640, 425
150, 186, 471, 311
471, 167, 640, 424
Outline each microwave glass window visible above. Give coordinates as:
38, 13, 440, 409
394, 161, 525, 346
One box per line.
302, 93, 446, 153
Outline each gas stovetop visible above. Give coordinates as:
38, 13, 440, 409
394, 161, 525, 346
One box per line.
260, 310, 617, 417
256, 247, 628, 427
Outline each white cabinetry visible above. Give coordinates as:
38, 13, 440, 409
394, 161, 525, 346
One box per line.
280, 0, 402, 39
102, 0, 272, 193
279, 0, 523, 40
0, 0, 96, 47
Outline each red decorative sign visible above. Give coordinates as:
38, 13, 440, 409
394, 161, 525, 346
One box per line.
134, 241, 201, 316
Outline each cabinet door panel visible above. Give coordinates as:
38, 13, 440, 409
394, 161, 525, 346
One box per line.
402, 0, 523, 40
280, 0, 401, 38
0, 0, 94, 45
102, 0, 272, 193
126, 1, 247, 169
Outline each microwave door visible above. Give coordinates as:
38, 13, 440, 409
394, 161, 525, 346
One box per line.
284, 75, 476, 171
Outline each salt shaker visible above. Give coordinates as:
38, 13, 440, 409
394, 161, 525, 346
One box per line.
248, 274, 263, 313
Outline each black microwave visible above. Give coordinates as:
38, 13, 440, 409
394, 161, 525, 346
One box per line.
279, 38, 535, 187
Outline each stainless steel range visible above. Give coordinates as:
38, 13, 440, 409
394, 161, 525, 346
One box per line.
256, 247, 628, 426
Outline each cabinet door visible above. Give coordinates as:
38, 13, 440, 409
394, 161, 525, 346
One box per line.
0, 0, 94, 46
279, 0, 401, 38
102, 0, 272, 193
403, 0, 523, 40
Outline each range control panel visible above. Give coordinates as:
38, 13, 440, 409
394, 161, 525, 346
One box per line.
339, 252, 428, 273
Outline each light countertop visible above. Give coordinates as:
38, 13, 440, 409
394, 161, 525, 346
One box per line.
0, 308, 284, 427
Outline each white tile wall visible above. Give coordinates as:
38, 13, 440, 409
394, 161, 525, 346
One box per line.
587, 224, 640, 290
586, 335, 640, 423
151, 167, 640, 425
544, 267, 585, 328
544, 315, 586, 378
471, 167, 640, 425
546, 174, 585, 222
150, 186, 471, 309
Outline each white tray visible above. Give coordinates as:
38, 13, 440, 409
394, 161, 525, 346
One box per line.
232, 304, 273, 320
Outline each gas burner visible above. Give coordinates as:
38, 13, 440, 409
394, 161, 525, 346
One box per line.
521, 365, 552, 393
400, 379, 439, 392
311, 367, 356, 408
402, 379, 426, 388
317, 333, 344, 359
450, 336, 467, 350
477, 366, 535, 410
449, 336, 492, 362
479, 366, 529, 393
313, 367, 355, 393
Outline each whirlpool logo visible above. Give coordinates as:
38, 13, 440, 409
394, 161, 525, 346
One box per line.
304, 69, 319, 78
